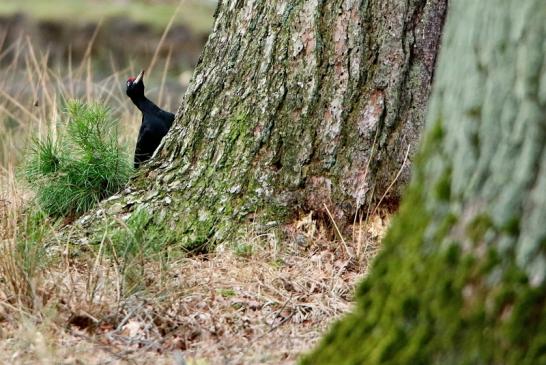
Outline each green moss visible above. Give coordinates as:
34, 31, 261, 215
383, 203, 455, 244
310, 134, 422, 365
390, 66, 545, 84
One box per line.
465, 106, 482, 120
302, 154, 434, 364
501, 217, 520, 236
433, 167, 452, 201
466, 214, 493, 243
425, 119, 445, 150
185, 218, 217, 252
444, 244, 460, 266
259, 200, 290, 223
301, 116, 546, 364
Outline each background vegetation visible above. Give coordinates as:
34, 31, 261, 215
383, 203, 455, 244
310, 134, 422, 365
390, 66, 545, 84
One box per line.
0, 0, 215, 32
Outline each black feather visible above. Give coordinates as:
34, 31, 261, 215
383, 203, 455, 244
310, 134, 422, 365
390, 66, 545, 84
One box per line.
126, 71, 174, 168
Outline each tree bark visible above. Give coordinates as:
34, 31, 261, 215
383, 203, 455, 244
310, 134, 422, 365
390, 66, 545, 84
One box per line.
304, 1, 546, 364
78, 0, 447, 249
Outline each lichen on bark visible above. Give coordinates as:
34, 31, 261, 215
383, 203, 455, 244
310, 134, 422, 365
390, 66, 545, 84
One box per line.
303, 1, 546, 363
73, 0, 447, 249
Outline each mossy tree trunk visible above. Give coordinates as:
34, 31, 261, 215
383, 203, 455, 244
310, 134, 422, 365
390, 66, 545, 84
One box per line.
304, 1, 546, 364
78, 0, 447, 249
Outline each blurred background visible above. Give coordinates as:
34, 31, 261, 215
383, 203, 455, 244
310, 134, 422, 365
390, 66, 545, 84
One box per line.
0, 0, 216, 73
0, 0, 217, 169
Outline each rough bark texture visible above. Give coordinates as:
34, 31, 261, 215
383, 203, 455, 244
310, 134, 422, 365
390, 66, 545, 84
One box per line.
304, 1, 546, 364
77, 0, 446, 249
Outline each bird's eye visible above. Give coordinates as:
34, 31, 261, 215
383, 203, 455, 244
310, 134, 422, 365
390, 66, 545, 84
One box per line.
127, 81, 132, 87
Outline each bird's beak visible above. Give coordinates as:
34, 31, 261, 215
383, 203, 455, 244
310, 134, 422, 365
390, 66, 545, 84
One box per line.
134, 69, 145, 84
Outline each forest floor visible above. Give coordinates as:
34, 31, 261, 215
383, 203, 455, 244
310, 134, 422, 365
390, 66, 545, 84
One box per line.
0, 186, 389, 364
0, 29, 390, 364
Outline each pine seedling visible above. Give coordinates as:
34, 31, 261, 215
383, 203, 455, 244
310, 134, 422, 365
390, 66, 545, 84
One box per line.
22, 100, 133, 217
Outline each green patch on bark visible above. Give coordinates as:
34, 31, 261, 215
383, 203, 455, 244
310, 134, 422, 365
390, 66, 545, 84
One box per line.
466, 214, 493, 243
433, 166, 452, 201
124, 110, 290, 252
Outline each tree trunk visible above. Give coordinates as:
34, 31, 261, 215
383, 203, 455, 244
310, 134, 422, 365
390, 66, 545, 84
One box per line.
78, 0, 447, 249
304, 1, 546, 364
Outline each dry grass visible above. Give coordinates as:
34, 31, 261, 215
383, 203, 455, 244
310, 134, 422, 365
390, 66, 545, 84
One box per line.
1, 160, 389, 364
0, 176, 389, 364
0, 24, 391, 364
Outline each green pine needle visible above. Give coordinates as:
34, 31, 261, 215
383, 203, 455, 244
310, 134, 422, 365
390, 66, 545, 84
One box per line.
21, 100, 133, 217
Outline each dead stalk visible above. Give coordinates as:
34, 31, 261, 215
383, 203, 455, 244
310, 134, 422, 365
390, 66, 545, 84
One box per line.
323, 203, 351, 259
